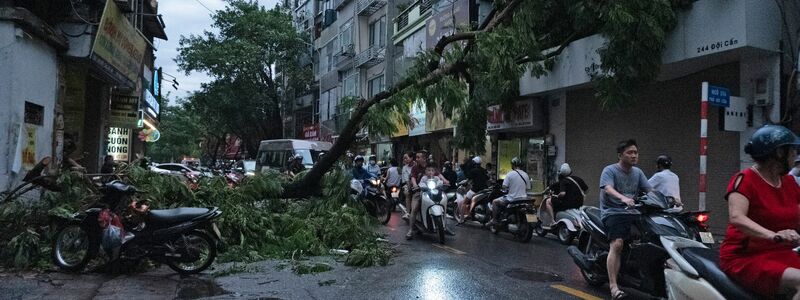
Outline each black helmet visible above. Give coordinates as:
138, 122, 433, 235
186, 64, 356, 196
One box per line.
444, 161, 453, 169
354, 155, 364, 162
511, 157, 523, 168
368, 155, 377, 161
656, 155, 672, 169
744, 125, 800, 159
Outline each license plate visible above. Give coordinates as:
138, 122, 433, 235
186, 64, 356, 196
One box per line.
699, 231, 715, 244
391, 191, 399, 198
212, 223, 222, 239
526, 214, 538, 223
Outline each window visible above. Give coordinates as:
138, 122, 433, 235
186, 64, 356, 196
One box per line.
343, 71, 359, 97
24, 101, 44, 125
339, 19, 353, 48
368, 75, 385, 98
369, 16, 386, 48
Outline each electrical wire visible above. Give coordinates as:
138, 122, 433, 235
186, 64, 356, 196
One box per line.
194, 0, 215, 13
69, 0, 99, 25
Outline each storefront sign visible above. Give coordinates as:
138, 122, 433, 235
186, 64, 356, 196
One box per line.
22, 125, 36, 170
109, 94, 139, 128
391, 112, 409, 137
303, 124, 320, 140
724, 96, 747, 132
144, 89, 160, 118
107, 127, 130, 161
487, 100, 538, 131
409, 101, 427, 136
426, 107, 453, 132
91, 0, 146, 88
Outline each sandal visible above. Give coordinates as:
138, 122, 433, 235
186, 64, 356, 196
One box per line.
611, 287, 627, 300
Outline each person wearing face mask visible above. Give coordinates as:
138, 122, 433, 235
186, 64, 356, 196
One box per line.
366, 155, 381, 178
720, 125, 800, 299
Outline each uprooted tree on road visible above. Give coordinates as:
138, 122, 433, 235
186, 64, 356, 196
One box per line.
285, 0, 695, 198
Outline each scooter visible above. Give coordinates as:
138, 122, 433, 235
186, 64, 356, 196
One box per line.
488, 196, 537, 243
411, 179, 449, 244
567, 191, 695, 298
661, 235, 761, 300
350, 178, 392, 225
51, 181, 223, 275
534, 188, 583, 245
462, 184, 506, 226
446, 180, 469, 221
388, 184, 408, 216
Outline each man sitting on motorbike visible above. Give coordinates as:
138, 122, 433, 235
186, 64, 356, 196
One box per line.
352, 155, 373, 180
720, 125, 800, 299
384, 158, 401, 197
544, 163, 588, 226
408, 150, 449, 239
487, 157, 530, 228
600, 139, 652, 300
648, 155, 682, 207
462, 156, 489, 221
367, 155, 381, 178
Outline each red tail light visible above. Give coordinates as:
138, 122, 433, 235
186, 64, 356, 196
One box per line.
696, 213, 709, 223
391, 187, 398, 193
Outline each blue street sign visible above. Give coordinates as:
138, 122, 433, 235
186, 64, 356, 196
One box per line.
708, 85, 730, 107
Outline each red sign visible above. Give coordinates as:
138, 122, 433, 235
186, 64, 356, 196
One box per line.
303, 124, 320, 141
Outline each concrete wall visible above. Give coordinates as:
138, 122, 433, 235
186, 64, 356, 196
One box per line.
565, 63, 742, 233
0, 21, 58, 191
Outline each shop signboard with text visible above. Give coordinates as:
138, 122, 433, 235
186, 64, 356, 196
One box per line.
486, 100, 542, 132
144, 89, 160, 119
303, 124, 320, 141
107, 127, 131, 161
91, 0, 146, 88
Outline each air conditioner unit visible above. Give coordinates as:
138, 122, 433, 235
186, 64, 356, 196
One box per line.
752, 77, 772, 107
339, 44, 355, 57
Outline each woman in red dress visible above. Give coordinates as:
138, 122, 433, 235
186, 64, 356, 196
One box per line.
721, 125, 800, 299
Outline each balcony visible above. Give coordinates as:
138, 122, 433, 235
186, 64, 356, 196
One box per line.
356, 0, 387, 16
334, 0, 352, 10
393, 0, 434, 43
355, 46, 386, 68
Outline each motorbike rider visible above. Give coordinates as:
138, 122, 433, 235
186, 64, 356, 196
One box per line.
600, 139, 652, 300
544, 163, 588, 226
487, 157, 530, 228
408, 150, 449, 239
462, 156, 489, 221
442, 161, 458, 190
288, 155, 305, 177
367, 155, 381, 178
720, 125, 800, 299
648, 154, 682, 207
352, 155, 373, 180
384, 158, 401, 195
401, 151, 416, 220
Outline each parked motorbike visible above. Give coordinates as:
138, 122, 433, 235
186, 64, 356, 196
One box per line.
567, 191, 694, 298
488, 196, 536, 243
411, 179, 449, 244
534, 188, 583, 245
51, 181, 223, 275
660, 235, 761, 300
350, 178, 392, 224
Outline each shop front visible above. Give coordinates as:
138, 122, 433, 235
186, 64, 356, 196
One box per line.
487, 98, 548, 191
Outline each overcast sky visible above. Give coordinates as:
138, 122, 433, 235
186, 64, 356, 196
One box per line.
154, 0, 280, 105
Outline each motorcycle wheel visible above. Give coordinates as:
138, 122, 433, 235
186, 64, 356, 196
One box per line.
557, 225, 575, 245
580, 268, 605, 287
376, 198, 391, 225
52, 224, 95, 272
165, 230, 217, 275
434, 216, 445, 244
515, 219, 533, 243
534, 221, 548, 237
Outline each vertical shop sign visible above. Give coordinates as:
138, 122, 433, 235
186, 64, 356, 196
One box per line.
107, 127, 131, 161
22, 125, 37, 170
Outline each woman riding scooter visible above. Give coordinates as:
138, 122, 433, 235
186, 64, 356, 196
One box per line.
721, 125, 800, 299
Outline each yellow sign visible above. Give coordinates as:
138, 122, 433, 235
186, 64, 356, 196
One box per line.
497, 139, 521, 180
91, 0, 146, 87
22, 125, 36, 170
426, 107, 453, 132
391, 112, 409, 137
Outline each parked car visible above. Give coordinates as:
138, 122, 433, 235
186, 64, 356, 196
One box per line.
254, 139, 332, 174
233, 159, 257, 177
150, 163, 202, 177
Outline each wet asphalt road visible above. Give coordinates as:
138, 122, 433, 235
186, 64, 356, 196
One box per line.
0, 212, 610, 300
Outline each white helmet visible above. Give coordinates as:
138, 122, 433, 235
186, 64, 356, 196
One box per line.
559, 163, 572, 176
472, 156, 481, 164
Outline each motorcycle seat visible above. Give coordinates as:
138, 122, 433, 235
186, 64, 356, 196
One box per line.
149, 208, 210, 225
679, 247, 758, 300
103, 181, 137, 194
583, 206, 606, 232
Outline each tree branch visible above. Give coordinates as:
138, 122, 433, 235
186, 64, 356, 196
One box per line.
516, 32, 579, 65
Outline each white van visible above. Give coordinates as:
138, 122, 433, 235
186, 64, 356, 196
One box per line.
255, 139, 332, 173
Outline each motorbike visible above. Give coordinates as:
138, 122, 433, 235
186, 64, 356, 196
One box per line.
488, 195, 536, 243
674, 208, 715, 246
411, 179, 449, 244
51, 181, 223, 275
446, 180, 469, 221
462, 184, 506, 226
567, 191, 695, 298
660, 235, 762, 300
350, 178, 392, 224
388, 183, 408, 216
533, 188, 583, 245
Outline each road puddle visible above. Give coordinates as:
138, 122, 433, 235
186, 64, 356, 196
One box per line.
504, 268, 563, 282
176, 277, 230, 299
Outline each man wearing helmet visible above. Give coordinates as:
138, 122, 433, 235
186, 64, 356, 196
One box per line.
366, 155, 381, 178
544, 163, 588, 226
463, 156, 490, 220
487, 157, 530, 227
287, 154, 305, 177
719, 125, 800, 299
408, 150, 449, 239
648, 155, 682, 207
352, 155, 372, 180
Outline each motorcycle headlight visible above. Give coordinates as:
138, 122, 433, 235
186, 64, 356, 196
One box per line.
426, 180, 437, 190
370, 179, 380, 186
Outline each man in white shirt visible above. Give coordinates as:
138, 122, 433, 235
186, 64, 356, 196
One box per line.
488, 157, 530, 226
648, 155, 682, 206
